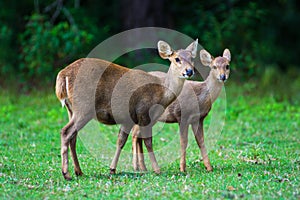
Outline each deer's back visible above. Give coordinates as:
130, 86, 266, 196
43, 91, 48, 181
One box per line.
59, 58, 168, 126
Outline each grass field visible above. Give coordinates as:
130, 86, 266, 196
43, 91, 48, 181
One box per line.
0, 80, 299, 199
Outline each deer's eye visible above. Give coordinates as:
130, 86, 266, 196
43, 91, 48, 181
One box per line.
175, 58, 181, 63
226, 65, 230, 70
213, 66, 217, 69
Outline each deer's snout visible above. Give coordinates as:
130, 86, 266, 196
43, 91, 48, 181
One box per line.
220, 74, 226, 82
182, 68, 194, 78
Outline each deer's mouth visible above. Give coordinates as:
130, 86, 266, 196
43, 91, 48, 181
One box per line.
216, 78, 227, 83
179, 74, 194, 79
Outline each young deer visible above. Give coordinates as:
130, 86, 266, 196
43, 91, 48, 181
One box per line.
132, 48, 231, 172
55, 40, 198, 180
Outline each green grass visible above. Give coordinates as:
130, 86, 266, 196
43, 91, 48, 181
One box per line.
0, 80, 299, 199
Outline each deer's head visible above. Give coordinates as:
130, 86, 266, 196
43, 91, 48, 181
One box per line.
200, 48, 231, 82
157, 39, 198, 78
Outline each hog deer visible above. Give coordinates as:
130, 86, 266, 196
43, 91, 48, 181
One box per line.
132, 48, 231, 172
55, 39, 198, 180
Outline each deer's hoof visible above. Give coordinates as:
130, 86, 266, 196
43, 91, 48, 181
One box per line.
180, 166, 186, 172
133, 165, 139, 172
140, 167, 148, 172
206, 166, 213, 172
62, 171, 72, 181
75, 170, 83, 176
110, 168, 116, 175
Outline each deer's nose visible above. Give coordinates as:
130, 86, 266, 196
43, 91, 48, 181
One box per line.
185, 69, 194, 77
220, 74, 226, 81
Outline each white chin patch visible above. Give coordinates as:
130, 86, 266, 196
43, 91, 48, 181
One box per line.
179, 75, 188, 79
181, 73, 194, 78
218, 78, 226, 83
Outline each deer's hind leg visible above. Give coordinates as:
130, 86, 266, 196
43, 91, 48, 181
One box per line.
65, 101, 83, 177
61, 113, 91, 180
61, 119, 76, 180
69, 133, 83, 176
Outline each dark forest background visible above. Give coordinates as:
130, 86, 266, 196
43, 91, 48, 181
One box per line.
0, 0, 300, 87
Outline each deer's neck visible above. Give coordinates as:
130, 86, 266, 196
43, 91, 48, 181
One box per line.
205, 70, 223, 103
163, 65, 185, 103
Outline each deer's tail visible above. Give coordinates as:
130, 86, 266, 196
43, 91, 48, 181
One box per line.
55, 72, 69, 108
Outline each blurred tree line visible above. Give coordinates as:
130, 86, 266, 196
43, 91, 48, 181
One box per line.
0, 0, 299, 85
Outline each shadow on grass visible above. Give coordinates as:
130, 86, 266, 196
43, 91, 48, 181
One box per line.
74, 170, 147, 181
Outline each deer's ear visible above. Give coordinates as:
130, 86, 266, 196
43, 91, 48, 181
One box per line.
223, 49, 231, 62
158, 41, 173, 59
200, 49, 213, 66
185, 39, 198, 58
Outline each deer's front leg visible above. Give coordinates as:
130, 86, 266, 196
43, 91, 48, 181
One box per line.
110, 126, 130, 174
191, 120, 212, 171
179, 123, 189, 172
132, 125, 147, 171
141, 127, 160, 174
137, 137, 147, 171
132, 126, 139, 171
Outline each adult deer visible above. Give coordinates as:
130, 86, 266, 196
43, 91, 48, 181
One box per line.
132, 48, 231, 172
55, 39, 198, 180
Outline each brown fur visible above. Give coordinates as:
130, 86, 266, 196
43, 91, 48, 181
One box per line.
132, 49, 231, 172
55, 40, 198, 180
